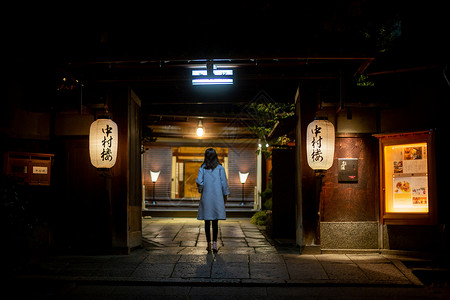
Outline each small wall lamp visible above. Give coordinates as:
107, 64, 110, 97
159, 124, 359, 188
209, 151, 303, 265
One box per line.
239, 171, 249, 206
150, 170, 160, 183
239, 171, 249, 184
150, 170, 160, 205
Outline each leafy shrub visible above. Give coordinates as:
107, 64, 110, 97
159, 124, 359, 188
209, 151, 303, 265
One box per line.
263, 198, 272, 210
251, 211, 268, 226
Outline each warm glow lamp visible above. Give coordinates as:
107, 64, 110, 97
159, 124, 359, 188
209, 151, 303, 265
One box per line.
239, 172, 249, 184
150, 170, 160, 183
239, 171, 249, 206
196, 120, 204, 137
150, 170, 160, 205
89, 117, 118, 169
306, 117, 335, 171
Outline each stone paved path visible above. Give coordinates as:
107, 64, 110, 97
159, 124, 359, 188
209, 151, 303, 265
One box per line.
142, 217, 280, 255
13, 218, 424, 287
136, 218, 419, 285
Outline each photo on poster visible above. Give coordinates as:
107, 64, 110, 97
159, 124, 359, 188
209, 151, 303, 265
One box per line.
393, 161, 403, 173
393, 176, 428, 208
391, 146, 404, 174
393, 178, 411, 208
404, 147, 422, 160
410, 176, 428, 207
413, 197, 427, 205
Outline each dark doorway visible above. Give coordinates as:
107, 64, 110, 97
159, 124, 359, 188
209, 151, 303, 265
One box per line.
271, 148, 296, 240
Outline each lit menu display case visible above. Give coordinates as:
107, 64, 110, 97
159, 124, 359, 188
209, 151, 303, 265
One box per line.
374, 131, 437, 225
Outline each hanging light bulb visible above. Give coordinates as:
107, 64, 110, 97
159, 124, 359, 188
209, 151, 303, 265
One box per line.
197, 119, 204, 137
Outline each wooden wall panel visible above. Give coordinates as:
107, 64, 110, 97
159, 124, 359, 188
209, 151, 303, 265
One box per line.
143, 146, 172, 199
227, 146, 257, 200
321, 136, 378, 222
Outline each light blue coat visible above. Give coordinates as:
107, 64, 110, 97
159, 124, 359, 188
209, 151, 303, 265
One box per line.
196, 164, 230, 220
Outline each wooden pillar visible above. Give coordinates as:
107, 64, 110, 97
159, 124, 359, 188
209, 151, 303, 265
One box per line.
295, 82, 322, 248
294, 87, 303, 248
110, 87, 142, 254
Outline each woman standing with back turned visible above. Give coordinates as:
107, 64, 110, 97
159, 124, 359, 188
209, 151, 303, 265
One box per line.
196, 148, 230, 253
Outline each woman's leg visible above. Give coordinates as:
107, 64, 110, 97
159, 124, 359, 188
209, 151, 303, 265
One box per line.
212, 220, 218, 242
204, 220, 211, 243
211, 220, 219, 252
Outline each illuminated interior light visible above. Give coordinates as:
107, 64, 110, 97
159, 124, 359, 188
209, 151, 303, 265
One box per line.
197, 119, 204, 136
192, 70, 208, 76
192, 78, 233, 85
213, 69, 233, 76
191, 69, 234, 85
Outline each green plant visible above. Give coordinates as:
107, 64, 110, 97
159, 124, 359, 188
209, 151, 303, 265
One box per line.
246, 102, 295, 158
251, 211, 268, 226
0, 176, 39, 237
355, 74, 375, 87
263, 198, 272, 210
261, 169, 272, 210
0, 175, 46, 271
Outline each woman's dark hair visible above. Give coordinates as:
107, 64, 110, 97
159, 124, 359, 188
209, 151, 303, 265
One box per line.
202, 148, 221, 170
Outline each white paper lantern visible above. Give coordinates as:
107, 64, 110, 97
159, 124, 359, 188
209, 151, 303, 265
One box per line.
306, 118, 335, 171
89, 117, 118, 169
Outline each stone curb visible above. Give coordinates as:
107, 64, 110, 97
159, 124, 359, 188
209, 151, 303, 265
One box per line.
12, 274, 421, 288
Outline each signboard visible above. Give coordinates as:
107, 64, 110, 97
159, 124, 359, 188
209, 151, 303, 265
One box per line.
338, 158, 358, 182
33, 166, 48, 174
5, 152, 54, 186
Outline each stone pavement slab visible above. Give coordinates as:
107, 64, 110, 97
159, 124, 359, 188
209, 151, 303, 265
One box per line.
321, 263, 369, 283
130, 263, 175, 278
358, 263, 410, 283
250, 262, 290, 280
286, 261, 329, 281
212, 262, 249, 279
172, 262, 211, 278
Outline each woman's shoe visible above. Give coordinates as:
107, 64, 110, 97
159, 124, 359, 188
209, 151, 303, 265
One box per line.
212, 241, 218, 253
206, 242, 212, 252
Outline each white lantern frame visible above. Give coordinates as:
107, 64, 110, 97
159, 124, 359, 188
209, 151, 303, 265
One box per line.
150, 170, 160, 183
239, 171, 249, 206
89, 116, 118, 169
306, 117, 335, 172
239, 171, 249, 184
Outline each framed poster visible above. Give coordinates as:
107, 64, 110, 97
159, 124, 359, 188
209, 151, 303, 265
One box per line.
388, 143, 428, 212
374, 131, 437, 225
